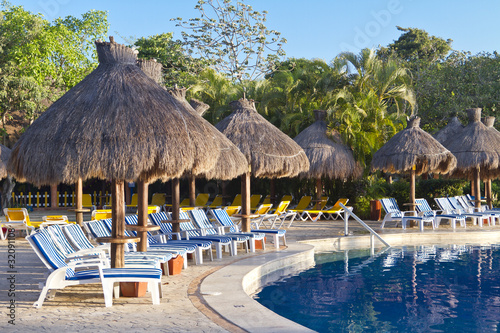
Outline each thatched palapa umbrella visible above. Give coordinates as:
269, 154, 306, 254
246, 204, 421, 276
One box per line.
481, 116, 500, 208
445, 108, 500, 209
433, 116, 464, 145
0, 144, 11, 180
294, 109, 361, 204
167, 89, 247, 206
372, 117, 456, 212
216, 98, 310, 232
8, 38, 220, 267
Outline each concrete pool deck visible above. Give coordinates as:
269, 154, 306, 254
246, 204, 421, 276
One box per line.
2, 209, 500, 332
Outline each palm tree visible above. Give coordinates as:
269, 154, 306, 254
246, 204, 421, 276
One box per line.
333, 48, 415, 169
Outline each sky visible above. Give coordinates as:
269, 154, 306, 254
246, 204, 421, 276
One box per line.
8, 0, 500, 63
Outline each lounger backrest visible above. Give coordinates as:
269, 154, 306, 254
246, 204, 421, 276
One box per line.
380, 198, 402, 216
281, 195, 293, 203
263, 195, 271, 205
435, 198, 452, 212
189, 209, 217, 235
330, 198, 349, 211
295, 196, 312, 210
210, 209, 238, 233
195, 193, 210, 207
224, 206, 241, 216
274, 201, 291, 214
231, 194, 242, 207
250, 194, 263, 209
4, 208, 29, 224
82, 194, 94, 207
28, 230, 74, 278
101, 219, 137, 250
47, 224, 76, 256
63, 224, 95, 250
179, 198, 190, 207
177, 211, 202, 237
415, 198, 435, 217
150, 193, 166, 206
209, 195, 223, 208
457, 196, 472, 209
254, 204, 273, 215
92, 209, 112, 221
448, 197, 462, 211
85, 220, 111, 239
129, 193, 138, 206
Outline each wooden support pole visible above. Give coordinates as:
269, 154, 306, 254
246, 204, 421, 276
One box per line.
241, 171, 251, 232
111, 179, 125, 268
137, 180, 148, 252
486, 179, 493, 209
316, 178, 322, 209
50, 184, 58, 208
189, 175, 196, 207
410, 168, 416, 215
474, 168, 481, 209
270, 178, 276, 206
75, 178, 83, 226
171, 179, 180, 233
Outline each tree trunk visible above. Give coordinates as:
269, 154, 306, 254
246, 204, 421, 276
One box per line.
75, 178, 83, 226
241, 172, 251, 232
50, 184, 58, 208
171, 179, 180, 233
1, 176, 15, 212
111, 179, 125, 268
189, 175, 196, 207
137, 180, 148, 252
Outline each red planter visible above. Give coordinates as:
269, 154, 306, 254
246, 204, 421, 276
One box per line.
164, 255, 184, 275
255, 237, 266, 250
120, 282, 148, 297
370, 200, 382, 221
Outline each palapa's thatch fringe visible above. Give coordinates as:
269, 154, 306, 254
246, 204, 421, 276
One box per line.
189, 99, 210, 116
372, 117, 457, 175
216, 98, 310, 178
0, 144, 11, 179
8, 38, 220, 186
136, 58, 163, 84
445, 109, 500, 177
294, 110, 361, 179
433, 116, 464, 145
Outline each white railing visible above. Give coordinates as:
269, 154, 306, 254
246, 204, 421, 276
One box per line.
340, 202, 390, 254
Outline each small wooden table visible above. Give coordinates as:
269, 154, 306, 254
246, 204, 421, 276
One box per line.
125, 225, 160, 232
162, 219, 190, 224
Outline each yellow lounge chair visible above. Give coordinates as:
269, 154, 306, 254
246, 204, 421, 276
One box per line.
208, 195, 223, 208
263, 195, 271, 205
250, 194, 263, 211
231, 194, 242, 207
126, 193, 138, 209
91, 209, 112, 221
82, 193, 96, 211
2, 208, 36, 239
297, 196, 329, 222
321, 199, 350, 220
271, 201, 297, 228
224, 205, 241, 216
150, 193, 166, 207
288, 196, 312, 214
195, 193, 210, 207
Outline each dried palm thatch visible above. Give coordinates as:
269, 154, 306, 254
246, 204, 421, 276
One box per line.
372, 117, 456, 175
294, 110, 361, 179
433, 116, 464, 145
187, 98, 247, 180
136, 59, 247, 181
444, 109, 500, 175
216, 98, 310, 178
0, 144, 11, 179
8, 39, 220, 186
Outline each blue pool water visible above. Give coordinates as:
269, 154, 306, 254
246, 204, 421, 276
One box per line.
254, 245, 500, 332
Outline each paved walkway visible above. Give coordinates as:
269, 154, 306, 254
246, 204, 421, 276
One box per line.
1, 209, 500, 332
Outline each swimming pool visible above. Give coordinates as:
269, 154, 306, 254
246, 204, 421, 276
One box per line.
254, 244, 500, 332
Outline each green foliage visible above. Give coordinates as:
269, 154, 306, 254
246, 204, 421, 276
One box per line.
134, 33, 208, 87
332, 49, 413, 169
415, 178, 467, 202
173, 0, 286, 82
379, 26, 452, 65
0, 1, 108, 141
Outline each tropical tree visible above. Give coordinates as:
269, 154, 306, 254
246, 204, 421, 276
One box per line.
0, 1, 108, 142
134, 33, 208, 87
173, 0, 286, 82
332, 48, 415, 169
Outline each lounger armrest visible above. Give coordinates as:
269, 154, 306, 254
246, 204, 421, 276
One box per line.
402, 211, 418, 216
66, 248, 107, 259
66, 258, 109, 269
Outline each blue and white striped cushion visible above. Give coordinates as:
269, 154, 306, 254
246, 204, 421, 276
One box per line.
68, 267, 161, 280
251, 229, 286, 236
64, 224, 95, 250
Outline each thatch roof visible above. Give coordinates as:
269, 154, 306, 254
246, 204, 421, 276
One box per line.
371, 117, 456, 175
8, 38, 219, 186
433, 116, 464, 145
479, 116, 500, 179
215, 98, 310, 178
0, 144, 11, 179
293, 110, 361, 179
444, 108, 500, 176
167, 88, 248, 180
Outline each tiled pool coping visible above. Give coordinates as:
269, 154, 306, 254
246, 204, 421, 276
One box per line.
200, 230, 500, 332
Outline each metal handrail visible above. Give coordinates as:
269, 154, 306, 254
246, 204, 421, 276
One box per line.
340, 203, 390, 254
